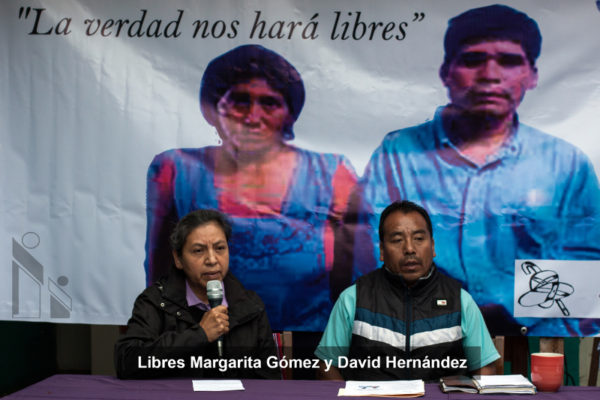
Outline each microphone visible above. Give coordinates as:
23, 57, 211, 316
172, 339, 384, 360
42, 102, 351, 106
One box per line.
206, 280, 224, 357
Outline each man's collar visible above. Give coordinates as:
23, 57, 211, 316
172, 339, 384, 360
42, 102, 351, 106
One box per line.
383, 264, 436, 289
434, 105, 522, 166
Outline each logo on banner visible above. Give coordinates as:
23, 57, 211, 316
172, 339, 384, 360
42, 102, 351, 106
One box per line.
12, 233, 72, 319
517, 261, 574, 316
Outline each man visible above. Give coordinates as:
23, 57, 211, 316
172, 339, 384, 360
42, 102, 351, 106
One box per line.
350, 4, 600, 336
316, 201, 499, 380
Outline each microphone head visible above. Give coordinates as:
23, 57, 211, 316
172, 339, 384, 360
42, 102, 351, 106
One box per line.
206, 280, 223, 304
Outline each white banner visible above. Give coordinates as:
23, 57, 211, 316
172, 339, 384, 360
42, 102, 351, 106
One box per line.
2, 0, 600, 335
514, 260, 600, 318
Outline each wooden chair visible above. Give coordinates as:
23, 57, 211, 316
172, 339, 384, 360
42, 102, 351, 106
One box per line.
494, 336, 565, 377
589, 337, 600, 386
272, 331, 293, 380
539, 337, 564, 354
503, 336, 530, 376
492, 336, 505, 375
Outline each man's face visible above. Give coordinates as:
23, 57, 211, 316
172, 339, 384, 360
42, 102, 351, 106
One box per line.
441, 40, 538, 118
173, 221, 230, 296
379, 211, 436, 285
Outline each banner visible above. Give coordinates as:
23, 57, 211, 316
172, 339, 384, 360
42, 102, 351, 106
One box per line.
2, 0, 599, 336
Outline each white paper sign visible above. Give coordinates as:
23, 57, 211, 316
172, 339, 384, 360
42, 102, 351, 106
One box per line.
339, 380, 424, 396
514, 260, 600, 318
192, 380, 244, 391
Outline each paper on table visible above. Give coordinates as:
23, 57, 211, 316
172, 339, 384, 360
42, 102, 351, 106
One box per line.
472, 374, 536, 395
475, 374, 534, 387
192, 380, 245, 391
338, 380, 425, 397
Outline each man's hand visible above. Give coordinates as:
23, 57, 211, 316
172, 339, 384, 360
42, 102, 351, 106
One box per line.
199, 305, 229, 342
316, 360, 344, 380
472, 361, 497, 375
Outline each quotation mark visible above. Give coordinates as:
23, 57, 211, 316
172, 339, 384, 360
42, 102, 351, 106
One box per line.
413, 12, 425, 22
18, 7, 32, 19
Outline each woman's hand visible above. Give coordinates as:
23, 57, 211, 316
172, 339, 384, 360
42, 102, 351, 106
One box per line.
199, 305, 229, 342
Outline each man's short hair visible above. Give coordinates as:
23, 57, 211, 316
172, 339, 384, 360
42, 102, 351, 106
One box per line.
170, 209, 232, 256
379, 201, 434, 241
441, 4, 542, 77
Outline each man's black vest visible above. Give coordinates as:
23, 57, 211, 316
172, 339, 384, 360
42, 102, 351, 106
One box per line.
345, 266, 467, 381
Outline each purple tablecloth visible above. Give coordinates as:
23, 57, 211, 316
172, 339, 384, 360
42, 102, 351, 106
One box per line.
6, 375, 600, 399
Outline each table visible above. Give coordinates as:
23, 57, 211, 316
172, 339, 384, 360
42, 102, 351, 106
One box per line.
5, 375, 600, 399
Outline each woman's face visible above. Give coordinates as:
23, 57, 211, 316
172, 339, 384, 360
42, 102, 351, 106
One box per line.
172, 221, 229, 296
216, 78, 293, 154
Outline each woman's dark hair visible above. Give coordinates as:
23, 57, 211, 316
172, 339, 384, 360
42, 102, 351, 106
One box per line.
170, 209, 232, 256
199, 44, 305, 140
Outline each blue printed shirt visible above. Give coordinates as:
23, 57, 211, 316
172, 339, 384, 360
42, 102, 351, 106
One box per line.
353, 106, 600, 336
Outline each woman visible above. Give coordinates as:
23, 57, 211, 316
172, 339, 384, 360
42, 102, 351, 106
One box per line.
145, 45, 357, 331
116, 209, 279, 379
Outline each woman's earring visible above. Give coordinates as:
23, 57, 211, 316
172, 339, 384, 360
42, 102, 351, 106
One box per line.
214, 130, 222, 145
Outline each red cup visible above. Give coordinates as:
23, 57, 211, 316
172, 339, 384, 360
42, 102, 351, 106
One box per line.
530, 352, 564, 392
